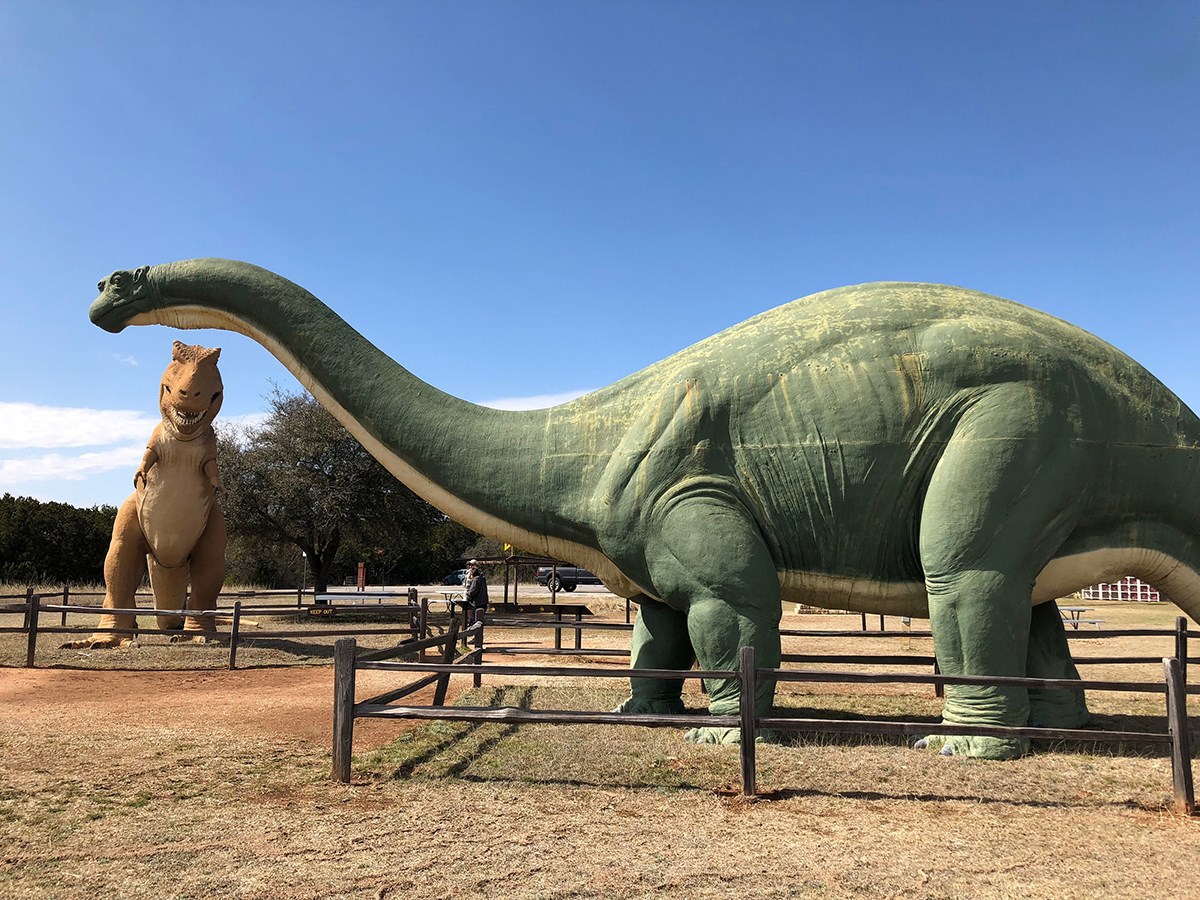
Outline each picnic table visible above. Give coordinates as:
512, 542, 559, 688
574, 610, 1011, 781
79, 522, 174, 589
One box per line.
439, 590, 466, 616
1059, 605, 1102, 630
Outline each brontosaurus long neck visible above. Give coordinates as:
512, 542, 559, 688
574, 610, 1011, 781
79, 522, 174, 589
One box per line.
139, 258, 587, 554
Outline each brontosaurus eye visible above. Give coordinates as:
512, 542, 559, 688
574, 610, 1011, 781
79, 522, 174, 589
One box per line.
110, 273, 124, 287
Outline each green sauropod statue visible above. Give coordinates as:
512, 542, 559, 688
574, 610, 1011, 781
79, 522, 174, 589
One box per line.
88, 260, 1200, 759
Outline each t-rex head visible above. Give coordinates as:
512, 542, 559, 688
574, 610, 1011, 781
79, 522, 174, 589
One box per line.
160, 341, 223, 439
90, 266, 160, 333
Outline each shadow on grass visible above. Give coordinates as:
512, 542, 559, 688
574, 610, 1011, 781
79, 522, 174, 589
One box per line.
361, 686, 1190, 804
373, 685, 533, 780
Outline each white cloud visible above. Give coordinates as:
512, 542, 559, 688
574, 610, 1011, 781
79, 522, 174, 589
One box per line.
479, 389, 593, 410
0, 445, 145, 486
113, 354, 139, 366
0, 402, 160, 449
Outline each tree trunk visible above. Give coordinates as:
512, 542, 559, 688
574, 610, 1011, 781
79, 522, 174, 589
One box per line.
312, 562, 331, 594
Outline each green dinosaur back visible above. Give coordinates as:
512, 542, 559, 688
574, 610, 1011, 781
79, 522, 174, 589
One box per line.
552, 282, 1200, 591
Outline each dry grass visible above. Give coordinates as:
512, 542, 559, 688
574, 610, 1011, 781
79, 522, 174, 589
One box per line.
0, 598, 1197, 898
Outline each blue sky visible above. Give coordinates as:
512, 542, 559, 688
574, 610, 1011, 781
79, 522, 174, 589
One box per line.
0, 2, 1196, 508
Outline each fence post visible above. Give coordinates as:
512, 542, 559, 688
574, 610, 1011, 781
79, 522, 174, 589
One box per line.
554, 606, 563, 651
574, 607, 583, 651
332, 638, 357, 783
61, 585, 69, 627
473, 613, 484, 688
433, 618, 460, 707
933, 659, 944, 699
22, 586, 33, 629
227, 601, 242, 670
1163, 656, 1195, 815
739, 645, 758, 797
25, 594, 40, 668
1176, 616, 1188, 685
296, 585, 302, 610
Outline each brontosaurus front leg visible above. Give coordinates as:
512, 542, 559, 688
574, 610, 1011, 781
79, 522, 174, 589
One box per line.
643, 492, 781, 744
615, 597, 694, 714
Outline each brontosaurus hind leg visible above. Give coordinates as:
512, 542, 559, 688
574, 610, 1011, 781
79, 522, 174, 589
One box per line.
917, 386, 1086, 758
1026, 600, 1089, 727
638, 490, 781, 743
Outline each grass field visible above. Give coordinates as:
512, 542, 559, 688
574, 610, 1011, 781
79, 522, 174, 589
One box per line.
0, 595, 1197, 898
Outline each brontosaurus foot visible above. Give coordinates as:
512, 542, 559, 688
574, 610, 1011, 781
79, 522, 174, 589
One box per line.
913, 733, 1028, 759
685, 726, 742, 745
59, 637, 140, 650
684, 726, 775, 745
612, 696, 686, 715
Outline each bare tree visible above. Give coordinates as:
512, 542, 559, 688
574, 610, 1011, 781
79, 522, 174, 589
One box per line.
218, 387, 475, 592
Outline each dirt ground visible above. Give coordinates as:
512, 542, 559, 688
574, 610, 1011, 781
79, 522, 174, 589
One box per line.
0, 665, 421, 747
1, 602, 1198, 899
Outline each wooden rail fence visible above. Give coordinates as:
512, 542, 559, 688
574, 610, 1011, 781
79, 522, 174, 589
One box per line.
331, 617, 1199, 814
2, 589, 439, 669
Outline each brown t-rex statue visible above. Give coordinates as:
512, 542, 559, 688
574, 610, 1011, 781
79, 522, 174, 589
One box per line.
64, 341, 226, 648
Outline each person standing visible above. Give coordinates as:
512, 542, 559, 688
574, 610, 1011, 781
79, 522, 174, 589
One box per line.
463, 560, 489, 629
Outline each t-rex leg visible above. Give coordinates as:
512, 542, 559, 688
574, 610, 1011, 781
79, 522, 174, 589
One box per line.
1026, 600, 1089, 728
916, 390, 1083, 758
62, 494, 148, 649
615, 596, 694, 714
181, 506, 226, 640
643, 490, 781, 744
147, 558, 188, 633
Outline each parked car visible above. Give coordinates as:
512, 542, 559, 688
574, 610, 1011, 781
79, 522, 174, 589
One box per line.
441, 568, 468, 585
534, 564, 603, 592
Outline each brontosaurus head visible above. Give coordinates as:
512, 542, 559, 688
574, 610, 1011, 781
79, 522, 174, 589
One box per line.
90, 265, 160, 332
160, 341, 223, 439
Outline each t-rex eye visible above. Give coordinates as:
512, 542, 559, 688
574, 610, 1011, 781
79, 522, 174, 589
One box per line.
162, 384, 172, 394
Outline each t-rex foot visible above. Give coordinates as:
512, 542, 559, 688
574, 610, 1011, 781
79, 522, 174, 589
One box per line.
60, 636, 140, 650
913, 733, 1028, 759
170, 633, 219, 644
612, 696, 686, 715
